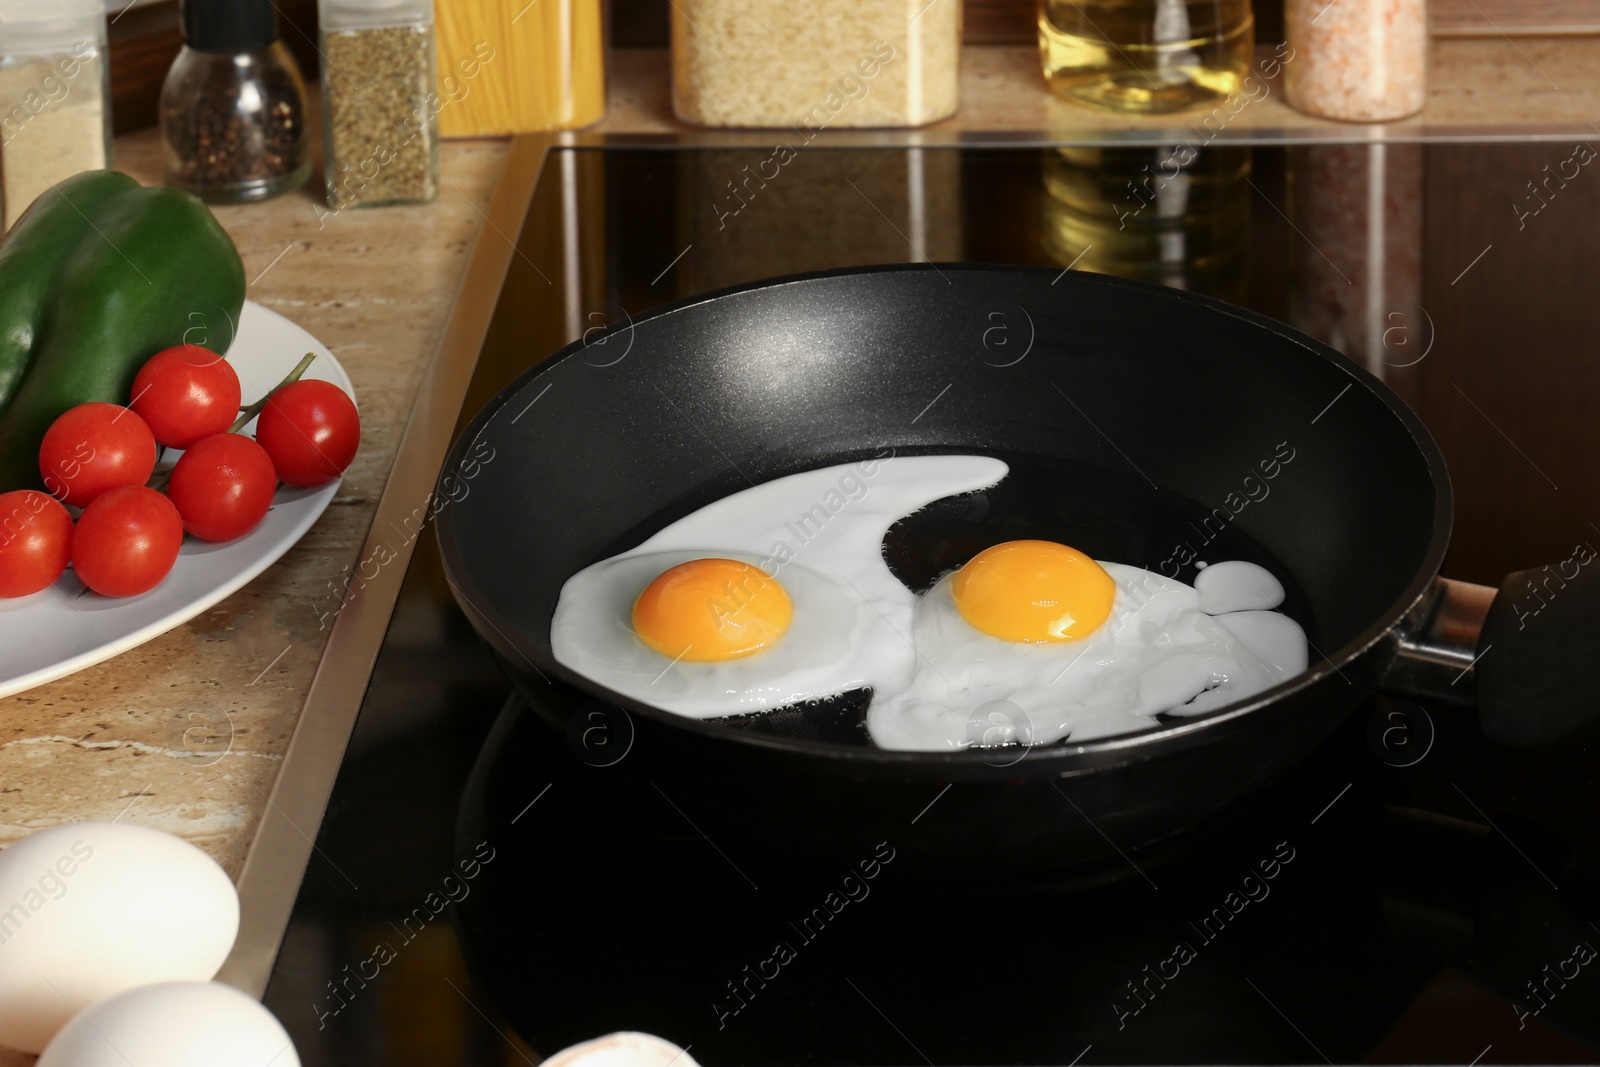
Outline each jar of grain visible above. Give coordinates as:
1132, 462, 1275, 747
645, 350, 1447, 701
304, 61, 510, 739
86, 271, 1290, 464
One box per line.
159, 0, 311, 203
1284, 0, 1427, 122
321, 0, 439, 209
671, 0, 961, 129
0, 0, 111, 230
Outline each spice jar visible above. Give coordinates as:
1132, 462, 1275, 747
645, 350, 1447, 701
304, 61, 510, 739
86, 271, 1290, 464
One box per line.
321, 0, 438, 208
159, 0, 310, 203
671, 0, 960, 129
1284, 0, 1427, 122
0, 0, 111, 230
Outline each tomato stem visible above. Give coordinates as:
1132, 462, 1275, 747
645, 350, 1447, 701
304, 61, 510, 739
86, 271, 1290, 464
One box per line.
230, 351, 318, 434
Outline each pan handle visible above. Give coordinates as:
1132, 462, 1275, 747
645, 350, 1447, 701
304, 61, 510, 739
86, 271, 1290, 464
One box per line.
1381, 563, 1600, 745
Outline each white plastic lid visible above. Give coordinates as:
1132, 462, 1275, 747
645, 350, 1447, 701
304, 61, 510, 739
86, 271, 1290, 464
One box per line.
0, 0, 105, 55
320, 0, 433, 31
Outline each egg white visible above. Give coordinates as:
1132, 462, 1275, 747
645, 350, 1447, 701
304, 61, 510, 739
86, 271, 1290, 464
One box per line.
865, 561, 1309, 751
549, 455, 1309, 751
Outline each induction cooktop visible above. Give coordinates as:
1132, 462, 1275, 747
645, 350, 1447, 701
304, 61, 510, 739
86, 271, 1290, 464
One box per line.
261, 142, 1600, 1066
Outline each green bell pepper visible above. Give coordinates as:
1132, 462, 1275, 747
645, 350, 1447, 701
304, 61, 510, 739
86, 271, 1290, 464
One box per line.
0, 170, 246, 492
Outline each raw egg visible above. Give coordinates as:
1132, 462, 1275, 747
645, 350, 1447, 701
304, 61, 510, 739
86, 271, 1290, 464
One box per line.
0, 822, 239, 1053
542, 1032, 700, 1067
35, 981, 298, 1067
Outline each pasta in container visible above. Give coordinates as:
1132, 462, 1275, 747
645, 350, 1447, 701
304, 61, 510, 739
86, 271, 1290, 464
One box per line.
671, 0, 961, 129
432, 0, 604, 134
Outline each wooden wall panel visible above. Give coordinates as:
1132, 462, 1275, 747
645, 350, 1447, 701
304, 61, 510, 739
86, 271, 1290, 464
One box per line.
1414, 141, 1600, 584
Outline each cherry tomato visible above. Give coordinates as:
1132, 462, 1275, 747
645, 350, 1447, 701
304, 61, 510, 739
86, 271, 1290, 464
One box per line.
254, 380, 360, 488
129, 345, 242, 450
39, 403, 158, 508
71, 486, 183, 597
167, 433, 277, 542
0, 490, 73, 597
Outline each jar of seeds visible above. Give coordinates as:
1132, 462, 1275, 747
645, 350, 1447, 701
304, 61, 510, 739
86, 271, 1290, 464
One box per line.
0, 0, 112, 230
159, 0, 311, 203
321, 0, 438, 209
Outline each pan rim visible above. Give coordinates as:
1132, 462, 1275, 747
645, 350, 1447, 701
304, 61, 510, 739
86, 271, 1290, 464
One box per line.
437, 262, 1454, 770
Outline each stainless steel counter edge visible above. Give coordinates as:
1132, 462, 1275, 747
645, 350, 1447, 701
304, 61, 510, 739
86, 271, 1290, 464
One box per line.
216, 135, 553, 997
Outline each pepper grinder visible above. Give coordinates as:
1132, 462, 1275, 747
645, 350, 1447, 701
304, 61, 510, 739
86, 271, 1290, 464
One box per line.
159, 0, 310, 203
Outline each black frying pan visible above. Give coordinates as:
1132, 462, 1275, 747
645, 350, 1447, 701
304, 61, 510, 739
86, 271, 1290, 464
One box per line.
436, 264, 1594, 872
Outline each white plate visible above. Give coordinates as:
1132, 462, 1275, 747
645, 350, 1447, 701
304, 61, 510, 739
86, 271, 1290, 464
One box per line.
0, 301, 354, 700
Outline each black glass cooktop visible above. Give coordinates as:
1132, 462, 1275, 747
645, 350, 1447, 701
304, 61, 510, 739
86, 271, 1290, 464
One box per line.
263, 144, 1600, 1066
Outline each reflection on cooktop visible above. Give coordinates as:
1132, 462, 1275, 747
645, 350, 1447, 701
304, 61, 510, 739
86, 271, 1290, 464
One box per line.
449, 693, 1598, 1066
264, 144, 1600, 1066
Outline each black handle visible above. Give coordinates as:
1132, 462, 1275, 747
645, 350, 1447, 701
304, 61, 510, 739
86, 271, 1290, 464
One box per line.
1382, 561, 1600, 745
1476, 556, 1600, 745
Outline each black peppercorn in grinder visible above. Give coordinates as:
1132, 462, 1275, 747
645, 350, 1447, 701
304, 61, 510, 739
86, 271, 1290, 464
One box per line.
159, 0, 311, 203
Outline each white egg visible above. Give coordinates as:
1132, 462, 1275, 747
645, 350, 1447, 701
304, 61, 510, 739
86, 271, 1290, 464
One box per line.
551, 454, 1308, 753
542, 1032, 699, 1067
0, 822, 239, 1053
867, 562, 1309, 750
35, 981, 298, 1067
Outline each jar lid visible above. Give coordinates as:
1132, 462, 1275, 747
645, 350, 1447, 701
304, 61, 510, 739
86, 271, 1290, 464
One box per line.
180, 0, 277, 54
0, 0, 105, 53
320, 0, 433, 32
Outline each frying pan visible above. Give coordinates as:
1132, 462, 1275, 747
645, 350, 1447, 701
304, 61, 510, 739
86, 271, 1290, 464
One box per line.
436, 264, 1599, 871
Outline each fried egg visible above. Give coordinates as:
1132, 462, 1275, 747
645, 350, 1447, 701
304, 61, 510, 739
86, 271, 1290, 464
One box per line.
867, 551, 1308, 750
551, 454, 1002, 717
549, 455, 1309, 751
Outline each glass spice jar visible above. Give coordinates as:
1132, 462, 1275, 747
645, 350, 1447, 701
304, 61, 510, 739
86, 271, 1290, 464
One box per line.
1284, 0, 1427, 122
671, 0, 960, 129
321, 0, 439, 209
0, 0, 112, 230
159, 0, 311, 203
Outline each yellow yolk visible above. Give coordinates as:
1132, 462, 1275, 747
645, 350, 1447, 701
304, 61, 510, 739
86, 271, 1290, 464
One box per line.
951, 539, 1116, 642
632, 558, 794, 662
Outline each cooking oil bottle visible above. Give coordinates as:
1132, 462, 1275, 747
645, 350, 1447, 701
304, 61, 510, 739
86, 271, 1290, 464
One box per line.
1039, 0, 1254, 113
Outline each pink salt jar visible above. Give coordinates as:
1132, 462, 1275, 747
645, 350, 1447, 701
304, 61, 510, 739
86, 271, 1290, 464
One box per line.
1283, 0, 1427, 122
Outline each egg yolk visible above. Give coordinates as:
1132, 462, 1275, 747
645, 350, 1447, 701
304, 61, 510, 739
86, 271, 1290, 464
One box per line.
632, 558, 794, 662
951, 539, 1116, 642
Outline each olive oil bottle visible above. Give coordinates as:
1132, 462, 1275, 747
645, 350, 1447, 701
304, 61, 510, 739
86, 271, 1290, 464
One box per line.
1039, 0, 1254, 114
